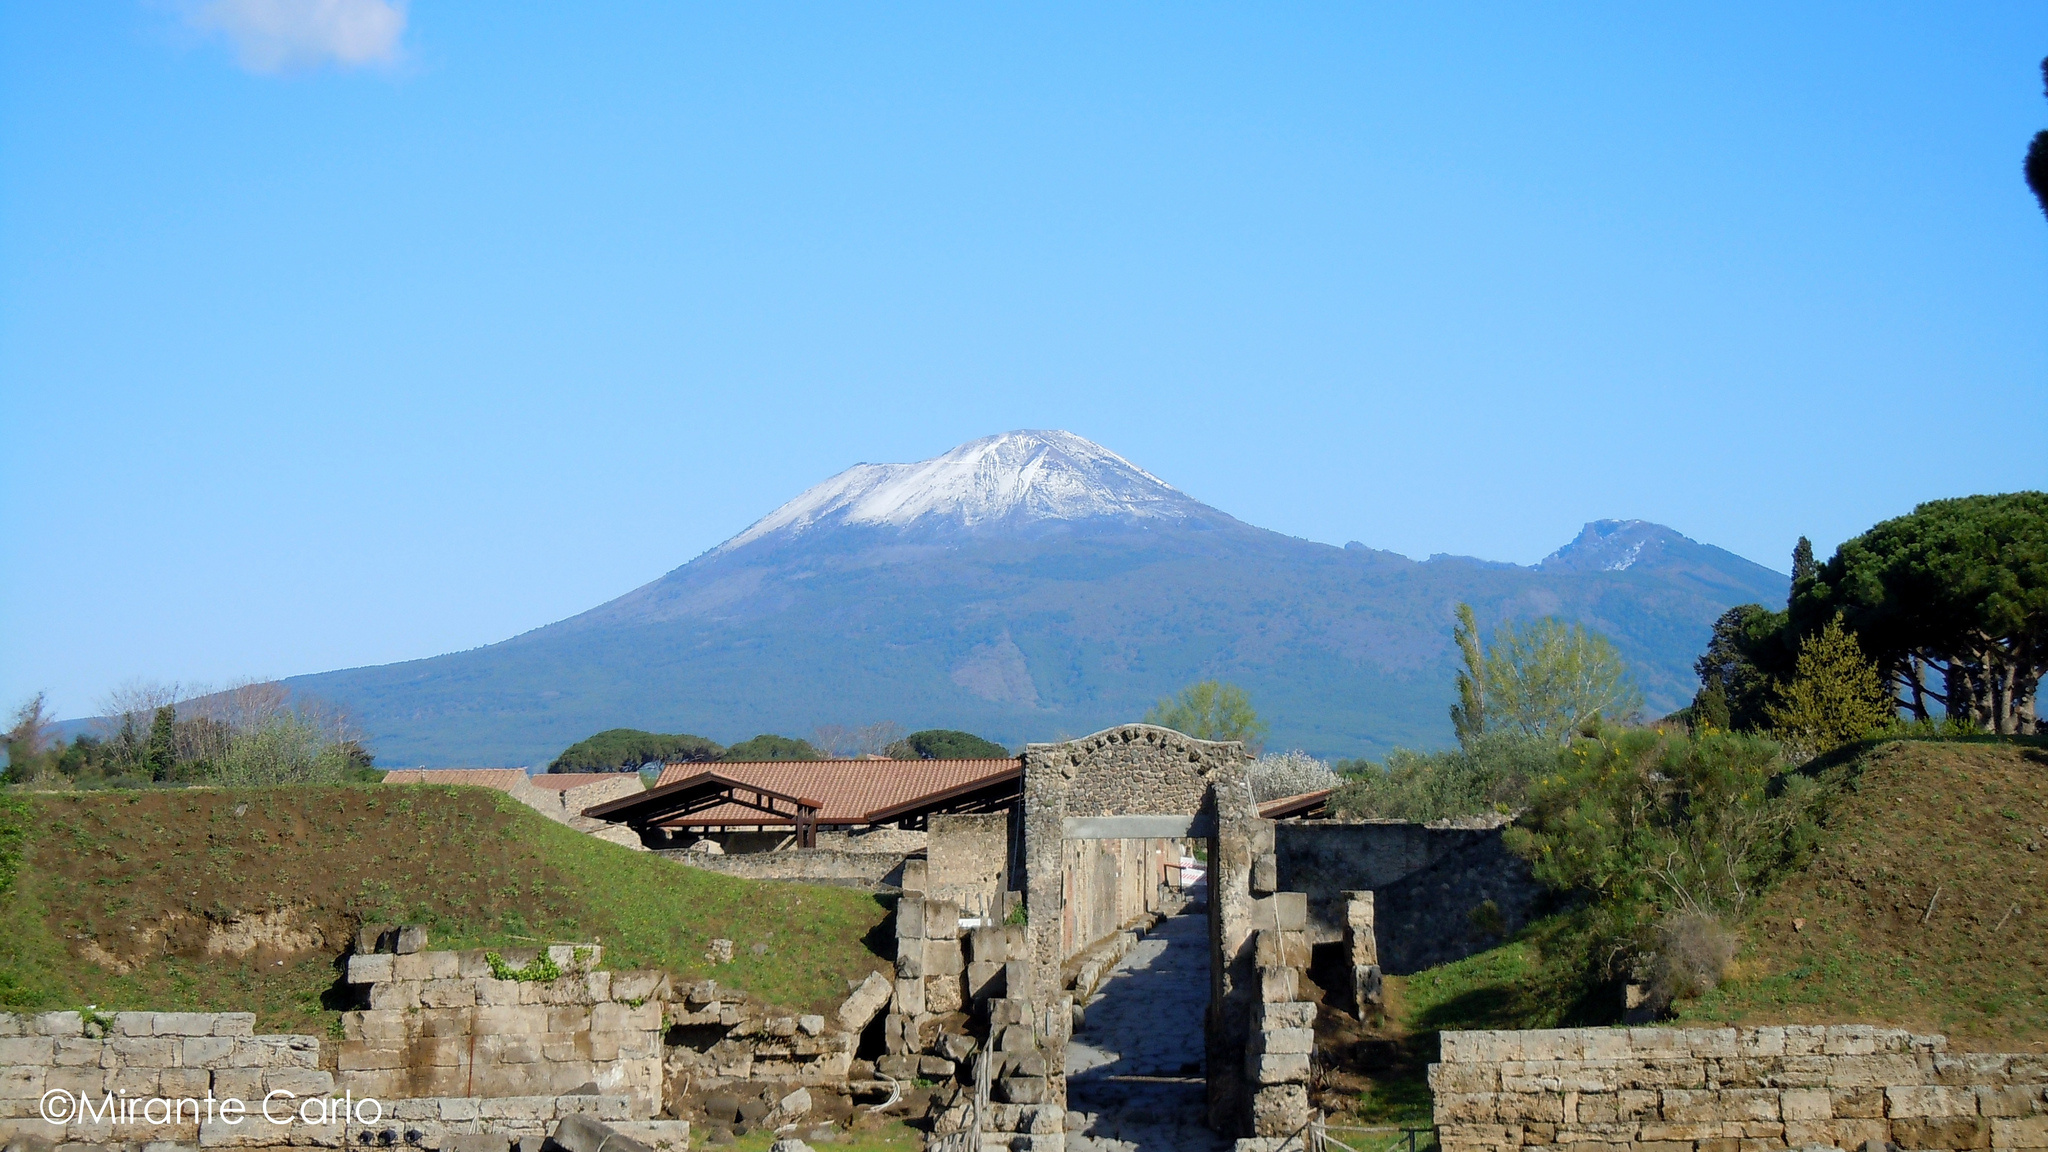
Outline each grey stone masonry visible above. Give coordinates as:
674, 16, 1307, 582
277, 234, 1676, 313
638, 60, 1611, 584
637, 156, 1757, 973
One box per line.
0, 1010, 323, 1149
1244, 890, 1316, 1140
338, 943, 664, 1117
666, 977, 857, 1087
1342, 890, 1381, 1019
1432, 1025, 2048, 1152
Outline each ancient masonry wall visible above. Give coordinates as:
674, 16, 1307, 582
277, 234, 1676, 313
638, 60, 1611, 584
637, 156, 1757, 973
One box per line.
1431, 1026, 2048, 1152
1272, 820, 1540, 972
337, 943, 664, 1115
654, 846, 910, 888
1057, 836, 1179, 962
926, 812, 1010, 922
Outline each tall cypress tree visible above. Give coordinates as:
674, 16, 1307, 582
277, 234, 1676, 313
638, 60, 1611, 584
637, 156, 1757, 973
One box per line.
146, 705, 177, 781
1450, 602, 1487, 748
1791, 536, 1818, 588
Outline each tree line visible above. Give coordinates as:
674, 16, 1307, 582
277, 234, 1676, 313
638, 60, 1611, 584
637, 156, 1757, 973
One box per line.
2, 681, 375, 788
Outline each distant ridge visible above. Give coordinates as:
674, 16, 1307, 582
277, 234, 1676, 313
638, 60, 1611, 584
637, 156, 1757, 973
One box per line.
287, 431, 1788, 766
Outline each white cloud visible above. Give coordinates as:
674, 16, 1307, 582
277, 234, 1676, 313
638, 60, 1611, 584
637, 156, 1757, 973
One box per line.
185, 0, 407, 73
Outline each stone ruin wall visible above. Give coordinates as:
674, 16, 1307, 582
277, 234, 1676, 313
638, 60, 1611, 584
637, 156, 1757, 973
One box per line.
1057, 836, 1182, 962
1432, 1025, 2048, 1152
1272, 819, 1542, 972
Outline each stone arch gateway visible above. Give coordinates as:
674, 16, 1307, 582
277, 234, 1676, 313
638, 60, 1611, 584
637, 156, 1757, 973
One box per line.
1013, 723, 1273, 1137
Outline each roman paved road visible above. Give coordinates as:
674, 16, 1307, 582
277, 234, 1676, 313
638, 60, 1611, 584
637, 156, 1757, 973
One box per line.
1063, 911, 1229, 1152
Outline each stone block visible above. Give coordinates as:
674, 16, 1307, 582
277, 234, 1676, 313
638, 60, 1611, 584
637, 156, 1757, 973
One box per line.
115, 1011, 158, 1036
443, 1135, 512, 1152
549, 1114, 651, 1152
836, 971, 893, 1034
1889, 1085, 1979, 1119
896, 942, 926, 980
1258, 967, 1298, 1004
1434, 1093, 1501, 1124
152, 1012, 217, 1037
1004, 961, 1034, 1002
1781, 1088, 1833, 1121
0, 1065, 43, 1100
0, 1037, 51, 1066
1992, 1115, 2048, 1148
894, 978, 926, 1016
1892, 1115, 1991, 1149
925, 899, 960, 939
265, 1068, 334, 1097
367, 981, 420, 1011
926, 975, 965, 1015
997, 1076, 1047, 1105
919, 1055, 957, 1077
34, 1012, 83, 1037
394, 924, 428, 954
1255, 1001, 1316, 1030
876, 1053, 919, 1080
608, 970, 670, 1004
925, 938, 965, 976
1251, 852, 1278, 894
1250, 892, 1308, 933
346, 954, 395, 985
1247, 1052, 1310, 1085
968, 926, 1008, 965
1251, 1083, 1311, 1137
896, 897, 926, 940
966, 961, 1006, 1002
420, 979, 479, 1009
1254, 930, 1311, 970
998, 1023, 1037, 1053
112, 1036, 178, 1065
180, 1036, 237, 1068
1253, 1027, 1314, 1055
336, 1042, 405, 1072
212, 1014, 255, 1038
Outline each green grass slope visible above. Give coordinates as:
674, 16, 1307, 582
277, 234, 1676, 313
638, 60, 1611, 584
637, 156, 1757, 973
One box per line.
1314, 737, 2047, 1125
1675, 738, 2047, 1047
0, 785, 894, 1033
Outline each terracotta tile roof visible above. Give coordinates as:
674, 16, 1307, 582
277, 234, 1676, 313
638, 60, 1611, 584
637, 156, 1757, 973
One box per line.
1258, 789, 1334, 819
528, 772, 639, 792
648, 759, 1019, 826
382, 768, 534, 791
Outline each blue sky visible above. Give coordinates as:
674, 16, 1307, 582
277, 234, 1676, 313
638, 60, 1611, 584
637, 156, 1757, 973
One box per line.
3, 2, 2045, 718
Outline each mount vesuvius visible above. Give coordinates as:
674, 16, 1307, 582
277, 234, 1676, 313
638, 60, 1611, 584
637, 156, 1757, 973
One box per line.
289, 431, 1787, 766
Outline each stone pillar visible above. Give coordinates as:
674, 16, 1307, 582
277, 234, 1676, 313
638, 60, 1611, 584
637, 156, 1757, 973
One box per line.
1343, 889, 1383, 1018
1204, 788, 1264, 1132
1242, 890, 1315, 1137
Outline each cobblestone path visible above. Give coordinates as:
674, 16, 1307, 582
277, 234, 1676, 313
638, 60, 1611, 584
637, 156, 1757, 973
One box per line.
1064, 912, 1230, 1152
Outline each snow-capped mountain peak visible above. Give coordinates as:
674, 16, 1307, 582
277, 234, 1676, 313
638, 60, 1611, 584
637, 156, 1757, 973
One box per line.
1537, 519, 1695, 573
717, 430, 1199, 551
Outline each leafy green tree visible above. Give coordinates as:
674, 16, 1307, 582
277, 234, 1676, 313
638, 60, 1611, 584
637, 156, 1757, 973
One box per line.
884, 729, 1011, 759
1480, 619, 1643, 744
1689, 603, 1792, 732
2029, 58, 2048, 220
722, 734, 823, 761
1143, 680, 1267, 746
1505, 728, 1816, 921
1450, 603, 1486, 748
1, 694, 56, 785
550, 729, 723, 772
1794, 492, 2047, 733
1331, 731, 1555, 822
1765, 613, 1895, 758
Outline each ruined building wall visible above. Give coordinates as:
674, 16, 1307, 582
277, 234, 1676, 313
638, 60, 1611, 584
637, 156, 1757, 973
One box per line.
926, 813, 1010, 921
1058, 836, 1178, 961
1274, 820, 1542, 973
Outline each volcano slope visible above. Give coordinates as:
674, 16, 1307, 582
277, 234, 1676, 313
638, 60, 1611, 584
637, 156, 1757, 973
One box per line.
0, 785, 893, 1032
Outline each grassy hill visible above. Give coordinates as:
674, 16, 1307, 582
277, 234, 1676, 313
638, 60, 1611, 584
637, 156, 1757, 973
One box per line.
0, 785, 895, 1032
1316, 736, 2047, 1125
1673, 737, 2046, 1046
